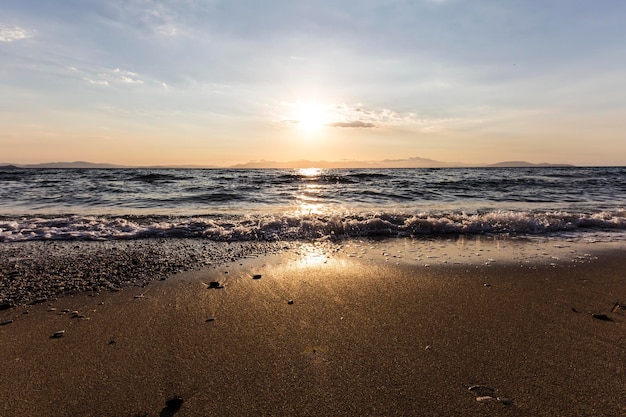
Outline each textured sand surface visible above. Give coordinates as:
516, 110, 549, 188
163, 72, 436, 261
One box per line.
1, 239, 625, 416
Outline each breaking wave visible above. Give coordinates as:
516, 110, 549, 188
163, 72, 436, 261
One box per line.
1, 210, 625, 242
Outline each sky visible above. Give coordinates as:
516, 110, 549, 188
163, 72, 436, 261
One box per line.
1, 0, 625, 167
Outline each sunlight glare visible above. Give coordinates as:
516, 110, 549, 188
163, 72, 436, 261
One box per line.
295, 243, 329, 267
298, 167, 321, 177
293, 102, 329, 133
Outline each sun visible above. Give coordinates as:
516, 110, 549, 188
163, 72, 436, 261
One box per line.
292, 102, 329, 132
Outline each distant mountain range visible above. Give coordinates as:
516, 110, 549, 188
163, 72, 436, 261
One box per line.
0, 158, 574, 169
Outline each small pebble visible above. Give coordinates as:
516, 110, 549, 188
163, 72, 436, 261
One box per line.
205, 317, 215, 322
497, 397, 513, 406
208, 281, 224, 289
287, 299, 294, 305
252, 274, 262, 279
165, 396, 184, 410
51, 330, 65, 339
0, 319, 13, 326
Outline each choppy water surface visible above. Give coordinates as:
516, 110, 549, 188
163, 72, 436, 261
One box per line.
0, 167, 625, 242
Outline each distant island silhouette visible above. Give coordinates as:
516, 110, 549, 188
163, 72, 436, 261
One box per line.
0, 158, 575, 169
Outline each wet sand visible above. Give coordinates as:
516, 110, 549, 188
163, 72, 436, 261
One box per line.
1, 238, 625, 416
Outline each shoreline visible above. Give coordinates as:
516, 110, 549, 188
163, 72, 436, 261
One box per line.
1, 238, 625, 416
1, 236, 624, 308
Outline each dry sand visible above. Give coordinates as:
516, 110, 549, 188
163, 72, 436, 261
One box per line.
1, 238, 625, 416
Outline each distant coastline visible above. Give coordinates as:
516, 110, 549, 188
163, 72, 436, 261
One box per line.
0, 158, 577, 169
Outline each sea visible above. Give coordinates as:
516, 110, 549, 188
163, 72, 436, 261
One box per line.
1, 166, 625, 243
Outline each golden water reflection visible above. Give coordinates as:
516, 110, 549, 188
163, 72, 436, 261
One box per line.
294, 167, 330, 216
298, 167, 321, 177
293, 242, 332, 268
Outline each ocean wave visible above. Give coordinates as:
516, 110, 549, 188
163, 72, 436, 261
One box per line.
129, 172, 193, 183
276, 173, 357, 184
1, 210, 625, 242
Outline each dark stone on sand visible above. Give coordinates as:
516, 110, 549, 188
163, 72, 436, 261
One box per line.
287, 299, 294, 305
208, 281, 224, 289
51, 330, 65, 339
497, 397, 513, 406
206, 317, 215, 322
591, 313, 613, 321
0, 319, 13, 326
165, 396, 184, 410
252, 274, 262, 279
0, 303, 12, 311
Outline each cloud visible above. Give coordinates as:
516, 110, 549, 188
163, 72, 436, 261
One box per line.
83, 78, 109, 86
133, 3, 184, 38
278, 100, 425, 130
0, 26, 31, 42
155, 24, 178, 37
111, 68, 144, 84
79, 68, 145, 86
117, 76, 144, 84
326, 121, 377, 128
330, 103, 420, 128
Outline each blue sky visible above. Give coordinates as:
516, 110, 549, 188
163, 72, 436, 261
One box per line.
1, 0, 625, 166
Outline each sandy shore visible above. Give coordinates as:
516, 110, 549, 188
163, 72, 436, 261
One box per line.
1, 238, 625, 416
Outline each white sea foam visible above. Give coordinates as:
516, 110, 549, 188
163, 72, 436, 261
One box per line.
1, 210, 625, 242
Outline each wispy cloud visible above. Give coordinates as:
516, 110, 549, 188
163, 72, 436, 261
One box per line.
83, 78, 109, 86
78, 67, 145, 86
326, 121, 376, 128
278, 101, 427, 129
328, 104, 421, 129
0, 26, 31, 42
104, 1, 184, 38
111, 68, 144, 84
155, 24, 178, 37
142, 4, 182, 37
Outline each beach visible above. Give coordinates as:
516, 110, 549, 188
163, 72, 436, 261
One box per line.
1, 237, 625, 416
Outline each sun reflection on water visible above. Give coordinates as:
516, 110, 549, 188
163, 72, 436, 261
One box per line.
299, 167, 321, 177
294, 167, 329, 216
